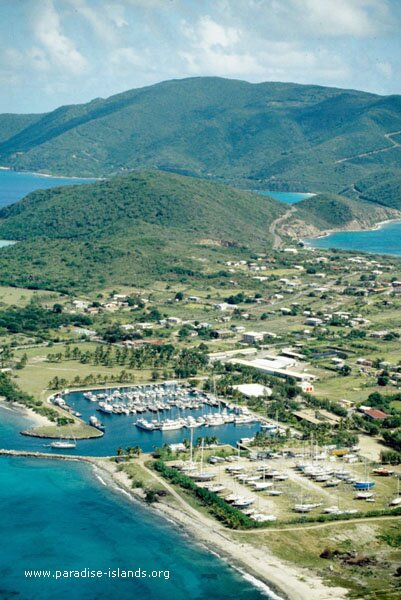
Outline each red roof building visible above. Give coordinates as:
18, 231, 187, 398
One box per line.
363, 408, 388, 421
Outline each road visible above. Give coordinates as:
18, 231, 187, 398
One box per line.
268, 206, 296, 249
335, 129, 401, 164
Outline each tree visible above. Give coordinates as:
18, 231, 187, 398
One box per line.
377, 374, 389, 386
52, 303, 63, 313
339, 365, 351, 376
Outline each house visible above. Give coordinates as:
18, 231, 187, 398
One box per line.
363, 408, 388, 421
166, 316, 182, 325
169, 443, 186, 453
356, 358, 373, 367
212, 329, 234, 340
370, 330, 389, 339
304, 317, 323, 326
72, 300, 89, 310
242, 331, 265, 344
213, 302, 235, 311
297, 381, 314, 393
121, 324, 136, 331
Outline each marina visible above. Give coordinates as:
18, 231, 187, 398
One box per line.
1, 383, 262, 456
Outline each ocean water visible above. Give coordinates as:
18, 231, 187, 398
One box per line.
256, 191, 314, 203
0, 395, 261, 457
304, 220, 401, 255
0, 169, 94, 208
0, 456, 270, 600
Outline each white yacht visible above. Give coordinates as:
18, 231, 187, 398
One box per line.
159, 419, 184, 431
135, 418, 157, 431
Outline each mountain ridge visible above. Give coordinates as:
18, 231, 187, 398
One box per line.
1, 77, 401, 209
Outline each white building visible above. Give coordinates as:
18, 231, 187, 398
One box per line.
242, 331, 265, 344
232, 383, 272, 398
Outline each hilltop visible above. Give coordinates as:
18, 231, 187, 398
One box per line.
0, 170, 285, 291
282, 193, 400, 239
0, 169, 397, 292
1, 77, 401, 208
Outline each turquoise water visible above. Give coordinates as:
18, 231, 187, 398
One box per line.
0, 169, 94, 208
0, 456, 270, 600
304, 220, 401, 255
256, 191, 314, 203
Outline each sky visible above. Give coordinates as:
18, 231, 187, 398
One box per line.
1, 0, 401, 113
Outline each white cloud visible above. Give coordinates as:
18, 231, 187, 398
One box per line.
197, 15, 240, 49
67, 0, 127, 45
291, 0, 391, 37
33, 0, 88, 74
110, 47, 144, 67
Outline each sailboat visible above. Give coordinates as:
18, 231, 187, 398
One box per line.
188, 438, 216, 482
354, 460, 375, 490
50, 436, 76, 449
389, 477, 401, 506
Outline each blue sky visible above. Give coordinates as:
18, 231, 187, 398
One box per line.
1, 0, 401, 113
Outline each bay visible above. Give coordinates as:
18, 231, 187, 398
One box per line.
256, 191, 314, 203
0, 169, 95, 208
0, 456, 269, 600
304, 220, 401, 255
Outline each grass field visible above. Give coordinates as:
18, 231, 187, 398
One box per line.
235, 519, 401, 599
0, 286, 59, 307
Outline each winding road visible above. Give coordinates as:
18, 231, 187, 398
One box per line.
335, 129, 401, 164
268, 206, 296, 249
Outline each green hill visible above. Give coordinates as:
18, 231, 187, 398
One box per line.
0, 170, 284, 291
1, 77, 401, 205
281, 193, 400, 239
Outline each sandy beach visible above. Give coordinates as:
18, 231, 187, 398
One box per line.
0, 398, 52, 428
0, 398, 348, 600
93, 457, 349, 600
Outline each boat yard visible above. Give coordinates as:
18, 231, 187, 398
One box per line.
169, 445, 401, 524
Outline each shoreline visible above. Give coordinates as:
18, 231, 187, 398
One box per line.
0, 165, 101, 181
300, 217, 401, 246
92, 457, 348, 600
0, 448, 348, 600
0, 398, 52, 428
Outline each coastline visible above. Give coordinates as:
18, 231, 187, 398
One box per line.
0, 165, 101, 181
0, 398, 52, 428
92, 457, 348, 600
300, 217, 401, 246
